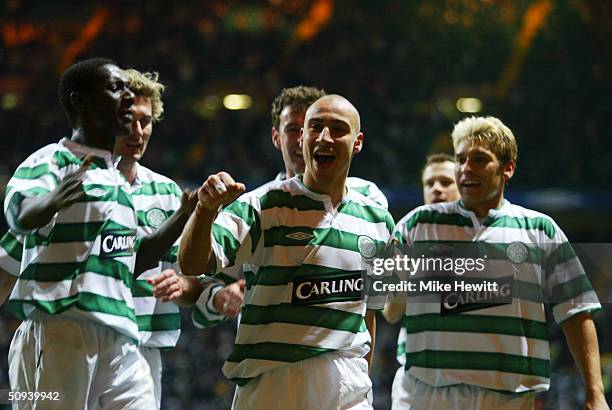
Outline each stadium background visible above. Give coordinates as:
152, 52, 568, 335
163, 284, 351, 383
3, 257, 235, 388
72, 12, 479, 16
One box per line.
0, 0, 610, 408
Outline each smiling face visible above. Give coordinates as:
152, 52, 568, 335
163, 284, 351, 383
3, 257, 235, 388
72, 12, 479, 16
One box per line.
114, 95, 153, 162
80, 64, 135, 142
272, 105, 306, 178
300, 95, 363, 193
422, 160, 460, 204
454, 141, 515, 217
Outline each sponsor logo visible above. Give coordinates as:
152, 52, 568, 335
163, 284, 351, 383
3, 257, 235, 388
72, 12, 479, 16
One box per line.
440, 276, 513, 315
100, 230, 136, 258
145, 208, 167, 228
357, 235, 377, 259
285, 232, 315, 241
506, 241, 528, 264
291, 272, 364, 306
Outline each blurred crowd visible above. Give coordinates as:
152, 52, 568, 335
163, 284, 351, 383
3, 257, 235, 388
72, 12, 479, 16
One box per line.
1, 0, 610, 408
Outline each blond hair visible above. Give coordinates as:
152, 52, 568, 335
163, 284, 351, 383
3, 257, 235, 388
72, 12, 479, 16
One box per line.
451, 116, 518, 165
125, 69, 165, 122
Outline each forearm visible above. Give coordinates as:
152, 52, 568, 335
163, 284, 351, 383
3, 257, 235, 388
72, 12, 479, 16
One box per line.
173, 275, 204, 307
135, 209, 190, 275
365, 310, 376, 374
0, 270, 17, 305
562, 313, 606, 402
179, 204, 217, 276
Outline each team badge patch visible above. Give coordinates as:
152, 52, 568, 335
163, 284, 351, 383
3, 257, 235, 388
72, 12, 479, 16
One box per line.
357, 235, 377, 259
506, 241, 528, 264
146, 208, 167, 228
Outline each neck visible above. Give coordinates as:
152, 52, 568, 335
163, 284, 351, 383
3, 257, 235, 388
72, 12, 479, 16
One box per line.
303, 171, 347, 207
71, 127, 114, 152
465, 196, 504, 219
118, 158, 138, 184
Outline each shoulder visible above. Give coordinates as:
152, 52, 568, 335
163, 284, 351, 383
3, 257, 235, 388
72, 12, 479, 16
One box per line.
347, 176, 388, 209
496, 202, 560, 240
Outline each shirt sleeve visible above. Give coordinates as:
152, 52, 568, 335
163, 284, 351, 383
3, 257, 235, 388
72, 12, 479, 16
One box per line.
0, 231, 24, 276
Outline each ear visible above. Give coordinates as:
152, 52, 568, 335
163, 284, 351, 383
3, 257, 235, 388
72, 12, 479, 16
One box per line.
70, 91, 86, 116
271, 127, 281, 151
352, 132, 364, 155
502, 160, 515, 182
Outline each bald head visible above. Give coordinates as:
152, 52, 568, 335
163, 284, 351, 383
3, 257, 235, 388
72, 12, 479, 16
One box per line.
306, 94, 361, 134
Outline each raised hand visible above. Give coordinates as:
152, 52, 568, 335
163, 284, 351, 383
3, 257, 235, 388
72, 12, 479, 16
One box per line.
49, 155, 93, 212
196, 172, 246, 212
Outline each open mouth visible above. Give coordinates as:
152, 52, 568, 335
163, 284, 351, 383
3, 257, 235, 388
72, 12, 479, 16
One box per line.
461, 180, 481, 189
314, 152, 335, 164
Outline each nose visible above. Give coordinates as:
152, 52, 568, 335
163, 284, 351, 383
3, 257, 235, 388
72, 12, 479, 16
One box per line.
132, 120, 143, 137
316, 126, 333, 144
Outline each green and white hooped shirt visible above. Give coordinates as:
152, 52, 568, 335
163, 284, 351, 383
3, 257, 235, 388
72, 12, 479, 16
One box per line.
4, 138, 140, 341
393, 199, 601, 393
130, 163, 182, 349
205, 176, 394, 385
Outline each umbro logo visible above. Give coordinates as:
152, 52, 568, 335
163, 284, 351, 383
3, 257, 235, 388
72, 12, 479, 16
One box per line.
285, 232, 314, 241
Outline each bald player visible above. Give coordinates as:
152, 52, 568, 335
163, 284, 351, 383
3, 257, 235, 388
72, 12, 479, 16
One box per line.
179, 95, 394, 409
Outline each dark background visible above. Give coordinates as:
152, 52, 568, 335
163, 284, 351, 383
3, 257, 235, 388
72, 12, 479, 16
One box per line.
1, 1, 611, 408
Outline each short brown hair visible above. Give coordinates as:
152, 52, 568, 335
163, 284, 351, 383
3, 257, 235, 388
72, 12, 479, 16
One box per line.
271, 86, 325, 129
422, 153, 455, 177
125, 69, 165, 122
451, 116, 518, 165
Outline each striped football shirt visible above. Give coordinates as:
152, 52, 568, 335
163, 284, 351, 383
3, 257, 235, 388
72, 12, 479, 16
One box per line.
394, 199, 601, 393
204, 176, 394, 385
0, 231, 22, 277
192, 174, 389, 329
4, 138, 140, 341
130, 163, 182, 349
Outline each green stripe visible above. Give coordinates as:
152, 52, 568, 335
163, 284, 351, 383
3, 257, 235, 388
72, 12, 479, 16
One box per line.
546, 242, 577, 270
227, 342, 334, 363
132, 181, 182, 198
192, 306, 224, 328
264, 225, 386, 252
212, 223, 242, 266
405, 350, 549, 378
404, 210, 473, 230
20, 255, 133, 288
9, 292, 136, 322
14, 164, 60, 186
132, 280, 153, 297
136, 313, 181, 331
397, 343, 406, 357
223, 201, 261, 254
214, 272, 238, 285
0, 231, 23, 261
340, 200, 394, 232
240, 303, 364, 332
53, 151, 104, 170
484, 216, 556, 239
259, 190, 325, 211
404, 313, 549, 340
551, 275, 595, 304
162, 245, 179, 264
